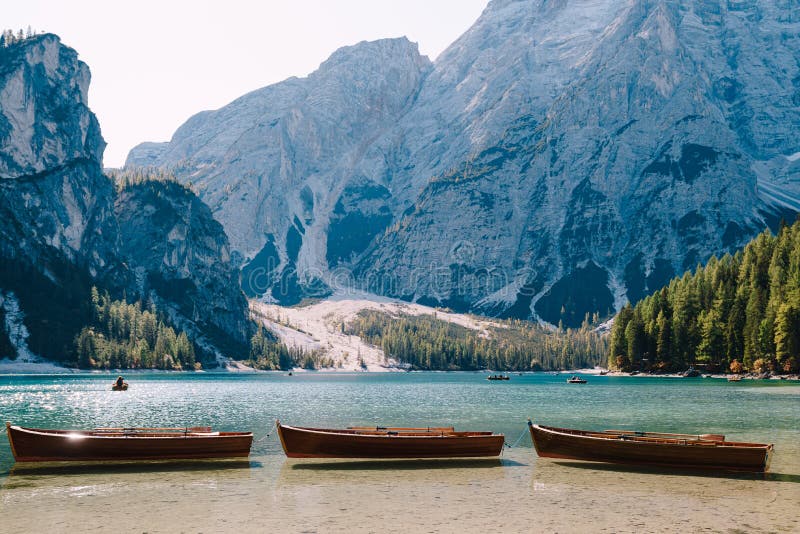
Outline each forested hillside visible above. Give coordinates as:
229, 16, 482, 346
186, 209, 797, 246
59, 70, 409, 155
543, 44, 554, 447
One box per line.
609, 219, 800, 374
346, 311, 606, 371
74, 289, 197, 370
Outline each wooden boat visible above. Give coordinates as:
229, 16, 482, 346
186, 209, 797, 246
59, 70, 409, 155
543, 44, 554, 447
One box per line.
528, 420, 773, 472
487, 374, 509, 381
111, 376, 128, 390
5, 422, 252, 462
566, 376, 587, 384
276, 421, 504, 459
728, 375, 742, 382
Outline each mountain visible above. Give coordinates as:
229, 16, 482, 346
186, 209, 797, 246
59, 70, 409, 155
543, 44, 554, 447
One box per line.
128, 38, 432, 304
127, 0, 800, 326
0, 34, 249, 364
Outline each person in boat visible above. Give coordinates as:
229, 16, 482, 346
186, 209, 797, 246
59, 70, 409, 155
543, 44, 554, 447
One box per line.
114, 376, 127, 389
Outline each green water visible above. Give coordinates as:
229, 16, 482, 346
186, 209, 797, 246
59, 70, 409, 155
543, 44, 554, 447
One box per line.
1, 372, 798, 473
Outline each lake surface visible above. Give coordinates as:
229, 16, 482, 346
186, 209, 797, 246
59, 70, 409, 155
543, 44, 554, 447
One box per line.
1, 372, 798, 533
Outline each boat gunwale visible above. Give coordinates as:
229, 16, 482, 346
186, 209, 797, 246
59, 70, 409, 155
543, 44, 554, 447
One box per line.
532, 424, 773, 450
9, 425, 253, 440
277, 423, 502, 440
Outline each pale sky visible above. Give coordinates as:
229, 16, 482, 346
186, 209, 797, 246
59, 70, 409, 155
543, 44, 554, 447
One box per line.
5, 0, 490, 167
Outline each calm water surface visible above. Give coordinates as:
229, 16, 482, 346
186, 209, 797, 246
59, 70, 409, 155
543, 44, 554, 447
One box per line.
0, 372, 798, 533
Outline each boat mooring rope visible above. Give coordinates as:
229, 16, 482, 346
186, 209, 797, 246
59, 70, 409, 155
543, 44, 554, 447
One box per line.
254, 420, 279, 444
505, 427, 529, 449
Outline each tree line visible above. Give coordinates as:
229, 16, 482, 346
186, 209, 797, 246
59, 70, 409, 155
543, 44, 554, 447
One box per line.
245, 323, 335, 370
1, 27, 39, 47
345, 311, 606, 371
609, 218, 800, 374
74, 288, 198, 370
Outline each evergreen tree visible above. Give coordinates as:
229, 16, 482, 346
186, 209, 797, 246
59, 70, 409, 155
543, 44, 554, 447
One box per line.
609, 217, 800, 374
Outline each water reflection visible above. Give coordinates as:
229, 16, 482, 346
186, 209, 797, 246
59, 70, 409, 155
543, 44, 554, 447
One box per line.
542, 459, 800, 482
1, 459, 257, 492
275, 456, 523, 488
6, 459, 257, 477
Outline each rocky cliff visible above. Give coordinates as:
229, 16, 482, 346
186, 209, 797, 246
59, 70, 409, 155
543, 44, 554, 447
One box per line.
0, 34, 249, 362
114, 179, 249, 351
128, 0, 800, 325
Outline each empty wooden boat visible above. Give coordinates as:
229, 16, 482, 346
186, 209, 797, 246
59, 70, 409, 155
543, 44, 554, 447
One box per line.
528, 420, 773, 472
5, 422, 252, 462
276, 421, 504, 459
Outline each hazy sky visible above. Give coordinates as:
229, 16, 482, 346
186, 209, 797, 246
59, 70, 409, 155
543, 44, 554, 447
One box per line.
5, 0, 490, 167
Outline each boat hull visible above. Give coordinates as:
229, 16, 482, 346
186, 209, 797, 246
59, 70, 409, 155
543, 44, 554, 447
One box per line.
6, 425, 253, 462
529, 423, 772, 472
277, 423, 504, 459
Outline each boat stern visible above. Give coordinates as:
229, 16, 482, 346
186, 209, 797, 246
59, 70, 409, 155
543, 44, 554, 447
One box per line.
764, 444, 775, 473
5, 422, 19, 461
275, 420, 292, 457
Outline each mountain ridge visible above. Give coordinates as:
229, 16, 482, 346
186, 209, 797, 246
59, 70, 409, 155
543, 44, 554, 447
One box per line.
127, 0, 800, 326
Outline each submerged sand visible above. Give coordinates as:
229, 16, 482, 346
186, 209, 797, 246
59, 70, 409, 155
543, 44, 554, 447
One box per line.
1, 447, 798, 533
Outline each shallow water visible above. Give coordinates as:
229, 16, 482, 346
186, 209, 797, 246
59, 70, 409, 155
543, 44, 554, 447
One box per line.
0, 373, 798, 533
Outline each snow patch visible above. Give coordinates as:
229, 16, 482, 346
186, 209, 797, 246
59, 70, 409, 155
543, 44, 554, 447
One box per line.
1, 290, 38, 361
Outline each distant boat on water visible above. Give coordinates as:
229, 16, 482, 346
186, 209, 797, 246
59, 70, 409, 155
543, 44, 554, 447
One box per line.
528, 420, 773, 472
487, 374, 510, 381
728, 375, 742, 382
111, 376, 128, 391
5, 423, 252, 462
275, 421, 504, 459
567, 376, 587, 384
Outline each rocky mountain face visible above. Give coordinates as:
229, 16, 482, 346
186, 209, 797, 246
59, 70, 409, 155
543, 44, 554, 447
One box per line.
114, 180, 249, 352
129, 38, 432, 303
0, 34, 249, 362
128, 0, 800, 326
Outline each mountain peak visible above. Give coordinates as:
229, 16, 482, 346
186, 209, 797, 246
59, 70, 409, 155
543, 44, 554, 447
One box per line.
319, 37, 430, 69
0, 32, 104, 178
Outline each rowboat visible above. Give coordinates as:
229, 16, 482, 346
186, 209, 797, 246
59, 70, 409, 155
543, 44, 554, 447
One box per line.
528, 420, 773, 472
487, 374, 509, 381
5, 422, 253, 462
276, 421, 505, 458
111, 376, 128, 390
566, 376, 587, 384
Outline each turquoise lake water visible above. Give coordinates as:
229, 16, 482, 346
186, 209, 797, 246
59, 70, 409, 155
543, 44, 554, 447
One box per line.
1, 372, 798, 532
2, 372, 798, 472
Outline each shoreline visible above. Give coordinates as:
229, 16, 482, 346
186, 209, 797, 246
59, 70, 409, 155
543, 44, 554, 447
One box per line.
1, 362, 798, 381
605, 370, 800, 381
